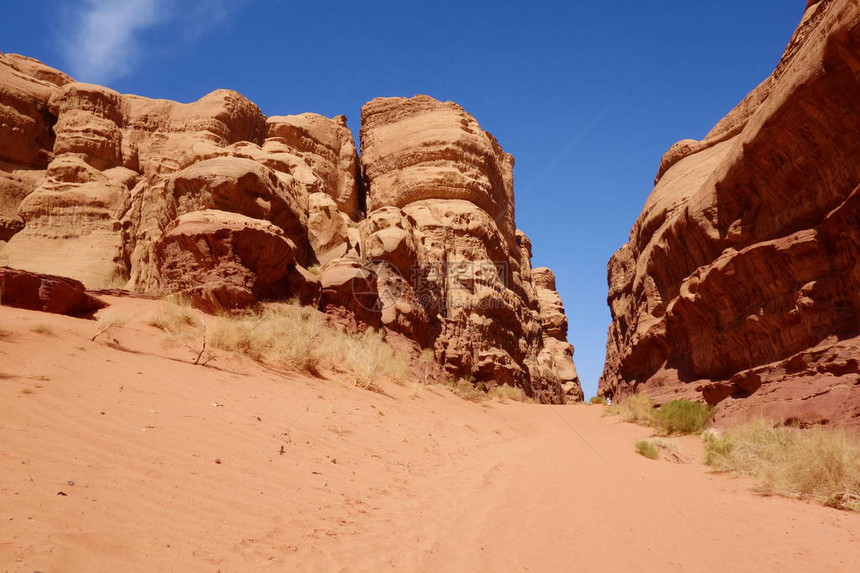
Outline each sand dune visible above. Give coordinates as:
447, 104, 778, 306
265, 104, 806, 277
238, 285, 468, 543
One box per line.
1, 298, 858, 572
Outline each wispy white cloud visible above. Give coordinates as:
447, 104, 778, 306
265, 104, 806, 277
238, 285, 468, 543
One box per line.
59, 0, 245, 85
62, 0, 167, 84
181, 0, 241, 44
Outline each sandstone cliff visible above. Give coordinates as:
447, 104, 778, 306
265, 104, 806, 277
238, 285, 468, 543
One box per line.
600, 0, 860, 426
360, 96, 582, 402
0, 55, 581, 402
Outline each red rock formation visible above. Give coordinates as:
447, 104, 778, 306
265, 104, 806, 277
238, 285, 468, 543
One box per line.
0, 266, 106, 316
0, 55, 582, 402
533, 267, 583, 402
359, 96, 579, 402
600, 0, 860, 427
154, 210, 298, 312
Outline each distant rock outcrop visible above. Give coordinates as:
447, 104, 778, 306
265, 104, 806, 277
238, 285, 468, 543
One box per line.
599, 0, 860, 426
0, 55, 582, 402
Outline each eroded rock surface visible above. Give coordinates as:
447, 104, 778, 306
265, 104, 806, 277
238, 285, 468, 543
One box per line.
0, 266, 106, 316
359, 96, 580, 402
0, 56, 581, 401
599, 0, 860, 427
154, 210, 298, 313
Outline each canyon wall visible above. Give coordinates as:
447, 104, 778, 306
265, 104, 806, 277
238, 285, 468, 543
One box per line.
599, 0, 860, 426
0, 55, 582, 402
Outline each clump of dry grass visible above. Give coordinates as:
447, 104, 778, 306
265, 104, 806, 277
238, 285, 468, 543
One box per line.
30, 323, 56, 336
207, 303, 410, 385
605, 394, 655, 425
487, 384, 533, 403
635, 437, 680, 460
704, 420, 860, 511
444, 378, 489, 403
148, 298, 213, 365
349, 328, 411, 386
635, 440, 659, 459
91, 311, 128, 341
148, 297, 198, 334
440, 379, 536, 404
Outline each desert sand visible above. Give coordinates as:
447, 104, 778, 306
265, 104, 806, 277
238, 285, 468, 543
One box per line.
1, 297, 858, 572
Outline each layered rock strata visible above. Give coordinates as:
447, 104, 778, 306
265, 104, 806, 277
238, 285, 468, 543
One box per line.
359, 96, 580, 401
0, 54, 582, 402
599, 0, 860, 426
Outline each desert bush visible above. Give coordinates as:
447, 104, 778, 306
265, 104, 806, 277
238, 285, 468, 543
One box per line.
605, 394, 655, 425
148, 298, 198, 334
589, 396, 608, 405
30, 323, 56, 336
347, 328, 411, 386
487, 384, 530, 403
635, 437, 681, 460
653, 400, 713, 435
444, 378, 489, 403
207, 303, 410, 384
635, 440, 660, 459
704, 420, 860, 510
91, 311, 128, 341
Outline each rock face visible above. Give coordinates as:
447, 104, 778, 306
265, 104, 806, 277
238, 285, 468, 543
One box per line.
599, 0, 860, 427
154, 210, 298, 313
533, 267, 584, 402
359, 96, 580, 402
0, 266, 106, 316
0, 55, 582, 402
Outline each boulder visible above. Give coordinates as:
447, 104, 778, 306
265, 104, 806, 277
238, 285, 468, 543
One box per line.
154, 210, 297, 312
0, 266, 106, 316
319, 257, 382, 328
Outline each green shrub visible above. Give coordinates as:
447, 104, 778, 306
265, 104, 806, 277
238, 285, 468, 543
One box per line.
653, 400, 713, 435
635, 440, 660, 460
589, 396, 608, 405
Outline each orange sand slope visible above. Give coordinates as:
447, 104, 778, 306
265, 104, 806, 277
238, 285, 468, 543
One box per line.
1, 298, 858, 572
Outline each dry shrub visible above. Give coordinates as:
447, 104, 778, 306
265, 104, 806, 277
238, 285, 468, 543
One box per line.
605, 394, 655, 425
349, 328, 411, 386
635, 437, 680, 461
704, 420, 860, 511
635, 440, 659, 460
91, 311, 128, 341
444, 378, 489, 403
31, 323, 56, 336
148, 297, 198, 334
487, 384, 532, 403
207, 303, 410, 384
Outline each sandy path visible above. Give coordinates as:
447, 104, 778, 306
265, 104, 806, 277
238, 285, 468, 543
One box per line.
420, 407, 860, 573
1, 299, 858, 572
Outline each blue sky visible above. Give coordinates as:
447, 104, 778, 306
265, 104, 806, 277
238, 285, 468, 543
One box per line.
2, 0, 803, 398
